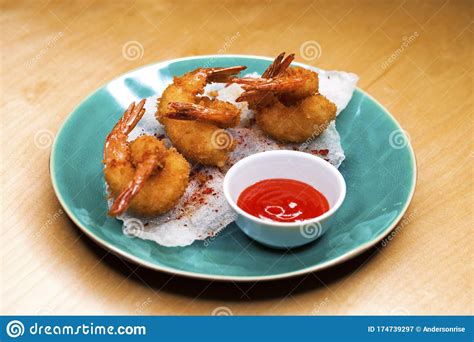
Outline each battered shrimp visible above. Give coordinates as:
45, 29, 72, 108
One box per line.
104, 99, 190, 217
236, 52, 336, 143
157, 66, 246, 167
255, 94, 336, 143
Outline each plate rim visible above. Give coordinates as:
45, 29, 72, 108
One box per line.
49, 54, 417, 282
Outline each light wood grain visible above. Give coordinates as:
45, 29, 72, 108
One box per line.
1, 0, 472, 315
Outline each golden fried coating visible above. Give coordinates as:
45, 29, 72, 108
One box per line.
236, 52, 337, 143
256, 94, 336, 143
159, 118, 234, 167
105, 136, 190, 217
104, 100, 190, 217
157, 67, 244, 167
278, 66, 319, 104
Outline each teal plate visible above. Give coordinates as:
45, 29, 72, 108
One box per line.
50, 55, 416, 281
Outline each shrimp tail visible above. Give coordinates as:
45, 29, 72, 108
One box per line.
165, 102, 238, 128
108, 152, 163, 216
262, 52, 295, 78
240, 78, 304, 91
230, 53, 294, 85
262, 52, 285, 78
230, 77, 269, 85
235, 90, 267, 103
235, 78, 304, 103
104, 99, 146, 164
109, 99, 146, 137
206, 66, 247, 83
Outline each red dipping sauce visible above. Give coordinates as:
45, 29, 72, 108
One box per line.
237, 178, 329, 223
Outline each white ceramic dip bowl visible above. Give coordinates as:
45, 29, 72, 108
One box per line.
223, 150, 346, 249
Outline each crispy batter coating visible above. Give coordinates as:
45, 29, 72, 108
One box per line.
105, 136, 190, 217
104, 100, 190, 217
236, 53, 336, 143
278, 66, 319, 104
256, 94, 336, 143
157, 67, 244, 167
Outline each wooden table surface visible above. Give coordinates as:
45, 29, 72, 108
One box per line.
1, 0, 472, 315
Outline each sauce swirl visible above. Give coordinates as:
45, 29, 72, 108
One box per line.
237, 178, 329, 223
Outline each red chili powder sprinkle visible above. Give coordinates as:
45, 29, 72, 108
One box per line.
318, 149, 329, 156
202, 187, 213, 195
